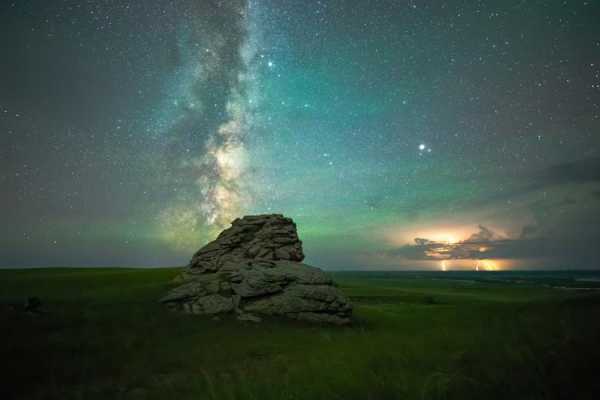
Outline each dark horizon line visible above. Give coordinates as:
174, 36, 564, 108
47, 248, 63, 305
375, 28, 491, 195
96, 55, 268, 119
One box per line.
1, 265, 599, 272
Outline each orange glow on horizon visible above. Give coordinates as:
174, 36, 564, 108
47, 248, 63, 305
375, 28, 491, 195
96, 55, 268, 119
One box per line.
382, 225, 476, 246
475, 259, 498, 271
436, 259, 512, 271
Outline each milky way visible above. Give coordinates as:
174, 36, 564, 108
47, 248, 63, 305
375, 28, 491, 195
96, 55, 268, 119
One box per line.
158, 0, 260, 248
1, 0, 600, 269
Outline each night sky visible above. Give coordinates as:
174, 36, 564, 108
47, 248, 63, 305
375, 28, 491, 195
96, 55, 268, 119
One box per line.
2, 0, 599, 270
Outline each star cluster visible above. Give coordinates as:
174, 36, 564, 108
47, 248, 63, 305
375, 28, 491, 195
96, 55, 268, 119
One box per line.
1, 0, 599, 269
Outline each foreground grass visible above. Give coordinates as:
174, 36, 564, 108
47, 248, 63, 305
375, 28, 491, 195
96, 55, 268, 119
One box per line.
1, 268, 599, 399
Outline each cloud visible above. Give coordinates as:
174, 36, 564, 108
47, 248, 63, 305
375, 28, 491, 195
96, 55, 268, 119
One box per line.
457, 157, 600, 210
389, 225, 541, 261
519, 225, 538, 239
381, 157, 600, 268
466, 224, 497, 242
538, 157, 600, 185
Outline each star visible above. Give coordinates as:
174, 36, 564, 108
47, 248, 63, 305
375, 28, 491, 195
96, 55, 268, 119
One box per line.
1, 0, 599, 271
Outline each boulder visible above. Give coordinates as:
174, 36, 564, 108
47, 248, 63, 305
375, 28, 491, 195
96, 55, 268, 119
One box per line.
160, 214, 352, 324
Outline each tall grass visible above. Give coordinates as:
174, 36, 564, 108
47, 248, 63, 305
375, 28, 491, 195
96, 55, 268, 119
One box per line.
1, 268, 599, 399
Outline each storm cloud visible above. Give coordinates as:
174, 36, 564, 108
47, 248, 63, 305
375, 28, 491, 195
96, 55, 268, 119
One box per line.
389, 225, 575, 265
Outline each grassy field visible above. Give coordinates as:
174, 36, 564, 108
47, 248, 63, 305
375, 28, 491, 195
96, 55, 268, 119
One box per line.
1, 268, 599, 400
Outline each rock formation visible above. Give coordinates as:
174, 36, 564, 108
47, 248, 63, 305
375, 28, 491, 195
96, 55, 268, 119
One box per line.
160, 214, 352, 324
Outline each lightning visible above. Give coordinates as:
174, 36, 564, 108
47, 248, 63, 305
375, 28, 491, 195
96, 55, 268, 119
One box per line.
441, 260, 448, 271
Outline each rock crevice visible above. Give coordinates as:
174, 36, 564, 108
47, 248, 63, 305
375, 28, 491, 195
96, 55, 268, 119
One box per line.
160, 214, 352, 324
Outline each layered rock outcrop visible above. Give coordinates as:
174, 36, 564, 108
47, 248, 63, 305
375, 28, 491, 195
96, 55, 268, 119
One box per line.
160, 214, 352, 324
